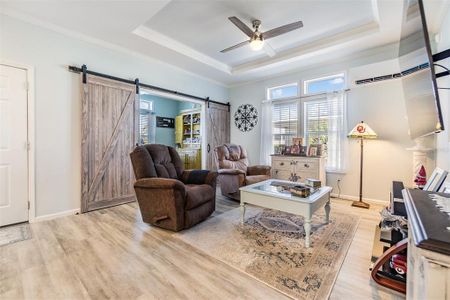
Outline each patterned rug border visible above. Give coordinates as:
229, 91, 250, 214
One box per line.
175, 207, 361, 300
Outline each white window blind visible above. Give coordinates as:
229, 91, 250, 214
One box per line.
272, 101, 298, 154
304, 99, 329, 145
304, 93, 347, 172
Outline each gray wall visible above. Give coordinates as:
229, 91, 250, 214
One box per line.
0, 15, 228, 218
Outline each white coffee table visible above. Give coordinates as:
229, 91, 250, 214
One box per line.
239, 179, 332, 248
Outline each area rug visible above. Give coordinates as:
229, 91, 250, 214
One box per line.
0, 223, 32, 246
175, 207, 359, 300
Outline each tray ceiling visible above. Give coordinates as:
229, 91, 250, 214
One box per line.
1, 0, 448, 85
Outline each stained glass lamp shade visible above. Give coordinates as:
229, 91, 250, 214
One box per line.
348, 121, 378, 139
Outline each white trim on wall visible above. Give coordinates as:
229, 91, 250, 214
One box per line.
32, 208, 80, 223
0, 60, 36, 223
330, 192, 388, 205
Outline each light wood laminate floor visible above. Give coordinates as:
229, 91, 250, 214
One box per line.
1, 194, 405, 299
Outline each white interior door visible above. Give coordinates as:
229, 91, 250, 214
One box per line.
0, 64, 29, 226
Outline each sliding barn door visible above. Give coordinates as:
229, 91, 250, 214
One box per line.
206, 102, 230, 170
81, 75, 138, 213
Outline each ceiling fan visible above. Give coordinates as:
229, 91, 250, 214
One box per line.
220, 16, 303, 53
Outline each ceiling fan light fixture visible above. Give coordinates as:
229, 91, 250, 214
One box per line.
249, 37, 264, 51
220, 17, 303, 53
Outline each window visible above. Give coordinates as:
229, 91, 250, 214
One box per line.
262, 74, 347, 172
272, 101, 298, 154
304, 99, 329, 145
304, 73, 345, 95
267, 83, 298, 100
303, 93, 347, 172
139, 99, 155, 144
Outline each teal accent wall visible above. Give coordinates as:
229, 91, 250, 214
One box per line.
140, 94, 202, 147
178, 101, 201, 112
140, 94, 179, 147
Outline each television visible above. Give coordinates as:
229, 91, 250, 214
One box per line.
399, 0, 444, 139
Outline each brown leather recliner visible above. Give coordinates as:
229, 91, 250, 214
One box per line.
130, 144, 217, 231
214, 144, 271, 200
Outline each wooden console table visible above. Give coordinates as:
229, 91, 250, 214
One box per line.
271, 155, 326, 184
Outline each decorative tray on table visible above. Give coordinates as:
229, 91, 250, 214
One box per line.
270, 181, 319, 198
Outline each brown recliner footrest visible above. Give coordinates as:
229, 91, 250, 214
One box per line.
152, 215, 169, 223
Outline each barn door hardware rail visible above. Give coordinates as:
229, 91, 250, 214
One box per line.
68, 64, 230, 108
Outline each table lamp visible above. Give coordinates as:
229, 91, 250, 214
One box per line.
348, 121, 377, 209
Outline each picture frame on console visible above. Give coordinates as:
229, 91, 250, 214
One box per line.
292, 137, 303, 147
308, 145, 318, 157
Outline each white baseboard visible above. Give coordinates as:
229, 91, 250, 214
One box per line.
31, 208, 80, 223
330, 193, 388, 206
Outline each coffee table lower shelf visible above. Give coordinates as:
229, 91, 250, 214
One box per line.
239, 179, 332, 248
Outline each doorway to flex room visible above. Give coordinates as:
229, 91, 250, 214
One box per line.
139, 89, 205, 170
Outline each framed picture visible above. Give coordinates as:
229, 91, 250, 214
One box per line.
292, 137, 303, 147
308, 146, 318, 157
309, 144, 323, 156
284, 145, 292, 155
438, 181, 450, 194
424, 168, 448, 192
300, 146, 307, 156
291, 143, 300, 154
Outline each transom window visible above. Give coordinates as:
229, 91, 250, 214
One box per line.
267, 83, 298, 100
304, 73, 345, 95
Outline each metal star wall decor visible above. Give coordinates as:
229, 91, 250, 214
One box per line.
234, 104, 258, 132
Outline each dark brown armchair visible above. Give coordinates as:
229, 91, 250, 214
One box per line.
214, 144, 271, 200
130, 144, 217, 231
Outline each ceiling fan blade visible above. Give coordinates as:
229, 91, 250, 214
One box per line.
220, 40, 250, 53
262, 21, 303, 40
228, 16, 254, 38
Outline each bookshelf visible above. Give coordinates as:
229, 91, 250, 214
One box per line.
175, 109, 201, 169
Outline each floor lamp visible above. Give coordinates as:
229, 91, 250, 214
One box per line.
348, 121, 377, 209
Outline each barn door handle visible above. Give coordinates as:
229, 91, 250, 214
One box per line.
207, 144, 211, 153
